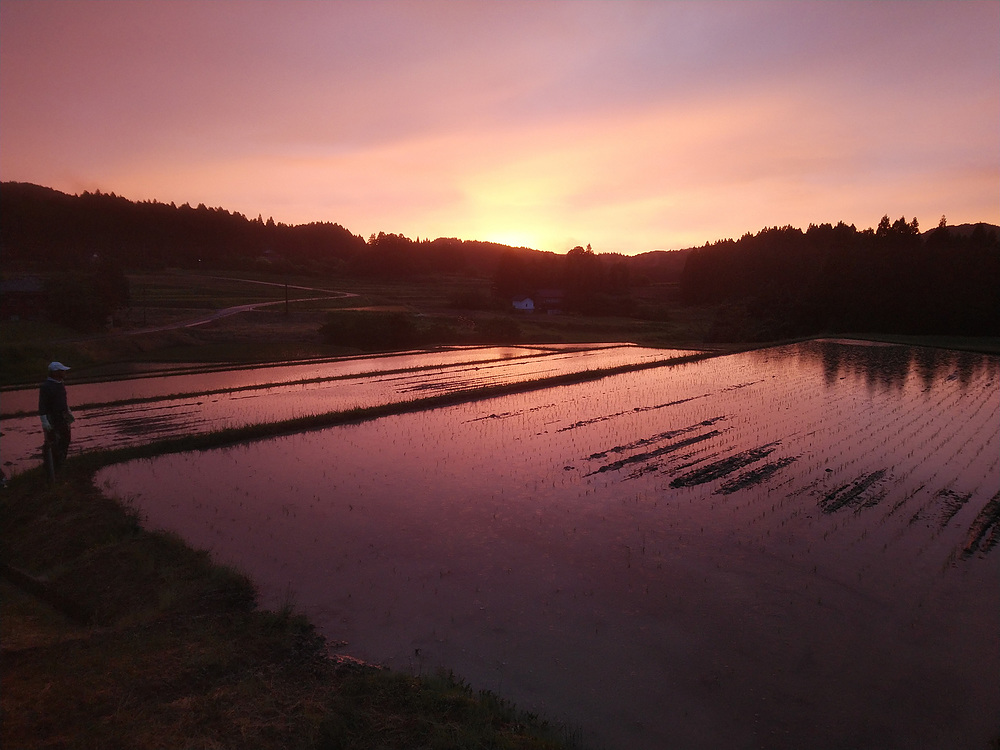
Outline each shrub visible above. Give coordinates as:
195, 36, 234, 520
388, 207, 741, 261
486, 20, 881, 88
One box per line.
319, 311, 418, 350
474, 316, 521, 343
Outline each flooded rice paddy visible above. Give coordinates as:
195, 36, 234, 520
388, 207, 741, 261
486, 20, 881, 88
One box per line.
0, 344, 694, 475
89, 341, 999, 748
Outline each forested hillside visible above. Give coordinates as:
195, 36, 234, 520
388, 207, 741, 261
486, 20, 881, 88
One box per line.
2, 182, 996, 338
0, 183, 685, 285
0, 182, 592, 281
682, 218, 1000, 338
1, 182, 364, 274
0, 182, 681, 323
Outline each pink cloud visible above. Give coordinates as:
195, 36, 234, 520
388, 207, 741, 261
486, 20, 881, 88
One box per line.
2, 1, 996, 253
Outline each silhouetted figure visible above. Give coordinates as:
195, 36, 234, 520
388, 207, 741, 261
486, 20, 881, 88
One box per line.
39, 361, 74, 481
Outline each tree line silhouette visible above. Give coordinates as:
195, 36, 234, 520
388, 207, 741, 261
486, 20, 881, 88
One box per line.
2, 182, 997, 337
0, 182, 556, 278
1, 182, 365, 274
682, 218, 999, 339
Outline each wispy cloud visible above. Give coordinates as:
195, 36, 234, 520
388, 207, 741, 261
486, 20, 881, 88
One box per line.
2, 0, 997, 253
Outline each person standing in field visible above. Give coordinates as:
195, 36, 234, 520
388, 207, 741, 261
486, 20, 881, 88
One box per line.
39, 361, 74, 480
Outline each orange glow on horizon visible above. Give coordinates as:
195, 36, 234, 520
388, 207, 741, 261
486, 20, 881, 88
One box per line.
1, 1, 997, 254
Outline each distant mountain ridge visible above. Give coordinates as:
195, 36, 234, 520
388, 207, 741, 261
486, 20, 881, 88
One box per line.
924, 222, 1000, 238
2, 182, 997, 337
1, 181, 994, 276
0, 181, 695, 283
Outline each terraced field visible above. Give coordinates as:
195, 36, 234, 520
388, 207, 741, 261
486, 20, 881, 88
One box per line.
95, 340, 999, 749
0, 343, 695, 475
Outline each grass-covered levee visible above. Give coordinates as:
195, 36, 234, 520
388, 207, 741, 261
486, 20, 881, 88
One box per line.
1, 458, 584, 749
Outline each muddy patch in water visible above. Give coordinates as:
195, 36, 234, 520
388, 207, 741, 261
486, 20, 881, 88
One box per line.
717, 456, 799, 494
820, 469, 888, 513
670, 442, 780, 488
963, 490, 1000, 557
936, 488, 974, 527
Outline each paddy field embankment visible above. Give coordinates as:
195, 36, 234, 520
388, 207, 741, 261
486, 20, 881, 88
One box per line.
0, 459, 583, 749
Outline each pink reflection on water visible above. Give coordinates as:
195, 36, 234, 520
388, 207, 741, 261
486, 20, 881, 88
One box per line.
0, 346, 566, 414
1, 344, 695, 475
97, 341, 999, 749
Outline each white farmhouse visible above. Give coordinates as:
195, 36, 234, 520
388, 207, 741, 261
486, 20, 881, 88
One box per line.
512, 297, 535, 312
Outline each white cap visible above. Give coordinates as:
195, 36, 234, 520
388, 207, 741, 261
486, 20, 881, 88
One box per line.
48, 361, 70, 372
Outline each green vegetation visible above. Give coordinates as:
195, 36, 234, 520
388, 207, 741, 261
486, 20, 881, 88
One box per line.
319, 309, 523, 349
1, 461, 581, 750
0, 272, 701, 387
3, 270, 996, 390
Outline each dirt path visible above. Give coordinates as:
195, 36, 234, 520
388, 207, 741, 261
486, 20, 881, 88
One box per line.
68, 276, 360, 339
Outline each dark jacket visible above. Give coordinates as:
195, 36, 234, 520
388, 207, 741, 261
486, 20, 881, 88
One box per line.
39, 377, 70, 426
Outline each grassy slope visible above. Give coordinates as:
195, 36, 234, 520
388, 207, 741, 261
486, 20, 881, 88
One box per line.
0, 465, 578, 750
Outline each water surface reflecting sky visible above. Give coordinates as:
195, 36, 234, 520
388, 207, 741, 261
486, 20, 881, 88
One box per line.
98, 341, 999, 749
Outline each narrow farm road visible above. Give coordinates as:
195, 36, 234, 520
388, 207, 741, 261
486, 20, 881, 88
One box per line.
69, 276, 360, 339
129, 275, 359, 335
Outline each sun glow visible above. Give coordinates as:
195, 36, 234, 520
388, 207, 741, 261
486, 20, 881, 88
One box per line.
478, 229, 542, 250
1, 1, 996, 253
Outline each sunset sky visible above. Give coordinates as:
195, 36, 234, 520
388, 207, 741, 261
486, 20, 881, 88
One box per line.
2, 1, 997, 255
